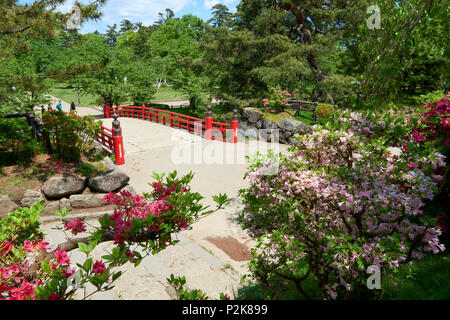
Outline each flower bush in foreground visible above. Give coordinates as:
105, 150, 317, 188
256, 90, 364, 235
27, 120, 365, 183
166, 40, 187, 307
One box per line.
0, 171, 230, 300
238, 107, 447, 300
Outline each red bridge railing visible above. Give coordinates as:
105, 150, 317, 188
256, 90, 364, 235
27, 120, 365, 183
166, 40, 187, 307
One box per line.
60, 110, 124, 165
104, 105, 239, 144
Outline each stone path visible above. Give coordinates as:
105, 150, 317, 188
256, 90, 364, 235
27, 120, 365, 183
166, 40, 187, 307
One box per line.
41, 96, 289, 300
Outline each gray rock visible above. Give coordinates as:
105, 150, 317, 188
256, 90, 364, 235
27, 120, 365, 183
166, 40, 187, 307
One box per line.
59, 198, 71, 210
283, 130, 293, 140
243, 108, 263, 124
0, 195, 19, 218
120, 185, 137, 195
279, 119, 300, 132
239, 121, 249, 130
103, 156, 117, 171
88, 170, 130, 193
244, 127, 260, 140
20, 189, 44, 207
260, 129, 280, 143
44, 201, 60, 214
70, 194, 107, 208
279, 118, 312, 136
262, 119, 278, 130
255, 120, 262, 129
88, 142, 106, 156
42, 176, 87, 199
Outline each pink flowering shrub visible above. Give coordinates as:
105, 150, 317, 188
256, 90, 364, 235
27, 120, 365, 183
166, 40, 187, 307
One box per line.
238, 111, 446, 300
409, 94, 450, 150
1, 172, 230, 300
262, 88, 292, 112
0, 203, 76, 300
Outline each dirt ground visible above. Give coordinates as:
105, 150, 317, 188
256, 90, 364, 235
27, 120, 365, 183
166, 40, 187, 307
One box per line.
205, 236, 252, 262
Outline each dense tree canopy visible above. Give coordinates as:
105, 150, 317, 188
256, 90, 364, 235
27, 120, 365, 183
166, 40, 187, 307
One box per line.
0, 0, 106, 114
0, 0, 447, 114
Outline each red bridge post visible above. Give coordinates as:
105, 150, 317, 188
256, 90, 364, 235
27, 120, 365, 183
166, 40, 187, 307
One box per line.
205, 105, 213, 140
112, 113, 125, 165
231, 109, 239, 143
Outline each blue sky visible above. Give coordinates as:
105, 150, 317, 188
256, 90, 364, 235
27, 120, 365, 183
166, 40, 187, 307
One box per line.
58, 0, 240, 34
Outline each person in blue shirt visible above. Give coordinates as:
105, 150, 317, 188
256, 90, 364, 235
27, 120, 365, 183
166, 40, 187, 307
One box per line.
56, 100, 62, 111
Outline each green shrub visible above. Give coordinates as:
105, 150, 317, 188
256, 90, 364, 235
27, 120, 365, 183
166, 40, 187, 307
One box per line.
0, 118, 32, 154
414, 90, 446, 106
42, 111, 101, 162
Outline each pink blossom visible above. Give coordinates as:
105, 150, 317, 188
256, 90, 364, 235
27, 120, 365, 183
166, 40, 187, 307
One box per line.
65, 218, 87, 235
54, 248, 70, 265
92, 260, 106, 275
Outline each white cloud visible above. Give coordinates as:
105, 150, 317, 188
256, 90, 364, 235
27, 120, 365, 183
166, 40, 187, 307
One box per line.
204, 0, 219, 9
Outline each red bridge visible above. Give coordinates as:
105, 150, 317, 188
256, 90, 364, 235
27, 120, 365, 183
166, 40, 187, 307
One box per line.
97, 105, 239, 166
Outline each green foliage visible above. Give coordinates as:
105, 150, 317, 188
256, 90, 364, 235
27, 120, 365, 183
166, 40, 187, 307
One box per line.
262, 88, 292, 113
42, 110, 101, 161
167, 274, 208, 300
315, 104, 335, 123
76, 162, 107, 178
207, 4, 234, 28
0, 118, 44, 166
148, 15, 209, 111
414, 90, 447, 106
0, 201, 45, 247
382, 254, 450, 300
0, 118, 33, 153
0, 1, 107, 115
167, 274, 230, 300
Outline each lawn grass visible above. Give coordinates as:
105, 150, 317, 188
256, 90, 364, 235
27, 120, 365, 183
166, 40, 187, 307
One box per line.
151, 86, 189, 101
48, 84, 100, 107
49, 83, 190, 106
382, 254, 450, 300
261, 108, 315, 125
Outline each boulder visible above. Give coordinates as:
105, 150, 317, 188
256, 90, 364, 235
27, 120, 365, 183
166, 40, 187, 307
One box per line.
260, 129, 280, 143
70, 194, 107, 209
88, 170, 130, 193
88, 142, 106, 156
244, 127, 260, 141
279, 119, 300, 132
119, 185, 137, 196
43, 201, 60, 214
280, 119, 312, 135
238, 120, 249, 130
262, 119, 278, 130
20, 189, 44, 207
42, 176, 87, 199
243, 108, 263, 124
0, 195, 18, 218
59, 198, 71, 210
